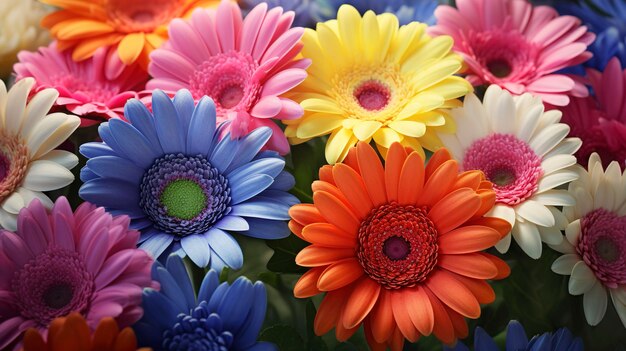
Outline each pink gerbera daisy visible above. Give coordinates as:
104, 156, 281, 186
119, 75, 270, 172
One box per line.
0, 197, 156, 350
558, 57, 626, 169
147, 1, 310, 154
14, 42, 149, 127
429, 0, 594, 106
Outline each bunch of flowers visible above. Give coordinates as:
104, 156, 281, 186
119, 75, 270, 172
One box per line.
0, 0, 624, 350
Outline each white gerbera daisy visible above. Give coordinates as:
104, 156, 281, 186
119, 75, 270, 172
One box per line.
551, 154, 626, 327
0, 78, 80, 230
438, 84, 581, 259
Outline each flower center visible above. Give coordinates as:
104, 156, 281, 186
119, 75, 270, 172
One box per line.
486, 59, 512, 78
354, 81, 390, 111
0, 133, 29, 202
162, 301, 233, 351
463, 133, 542, 205
356, 203, 439, 289
52, 74, 118, 104
12, 249, 94, 326
139, 154, 231, 237
189, 51, 261, 117
106, 0, 185, 33
577, 209, 626, 288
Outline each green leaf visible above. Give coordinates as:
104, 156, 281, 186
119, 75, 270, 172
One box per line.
259, 325, 304, 350
266, 235, 309, 274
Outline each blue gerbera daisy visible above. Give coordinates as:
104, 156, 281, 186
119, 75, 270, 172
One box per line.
312, 0, 440, 26
135, 254, 275, 351
79, 89, 299, 270
557, 0, 626, 73
445, 321, 583, 351
241, 0, 318, 28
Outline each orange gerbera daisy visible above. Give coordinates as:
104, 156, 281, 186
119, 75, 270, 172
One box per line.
40, 0, 219, 67
290, 142, 511, 350
21, 312, 151, 351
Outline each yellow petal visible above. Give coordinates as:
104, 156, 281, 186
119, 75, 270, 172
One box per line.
411, 111, 446, 126
353, 120, 382, 140
424, 76, 473, 101
145, 33, 166, 50
400, 137, 426, 160
387, 120, 426, 138
388, 22, 424, 63
296, 114, 344, 139
72, 34, 122, 61
373, 127, 402, 149
317, 23, 349, 70
402, 35, 454, 69
118, 32, 146, 65
337, 5, 362, 55
54, 19, 114, 40
301, 98, 344, 114
361, 11, 380, 64
397, 93, 445, 120
418, 130, 444, 151
373, 13, 398, 63
407, 58, 462, 90
326, 128, 358, 164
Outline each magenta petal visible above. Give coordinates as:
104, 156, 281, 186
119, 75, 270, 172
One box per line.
276, 98, 304, 120
251, 96, 282, 118
94, 249, 135, 290
0, 316, 26, 349
252, 7, 282, 60
261, 27, 304, 65
0, 232, 33, 267
240, 3, 268, 54
261, 68, 307, 97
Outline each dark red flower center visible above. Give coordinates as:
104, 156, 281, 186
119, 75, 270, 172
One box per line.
354, 80, 390, 111
486, 59, 512, 78
0, 151, 8, 183
356, 203, 438, 289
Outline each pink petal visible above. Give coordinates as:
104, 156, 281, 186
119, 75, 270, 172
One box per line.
261, 68, 307, 97
276, 98, 304, 120
534, 91, 571, 106
148, 49, 196, 81
538, 43, 587, 72
191, 8, 221, 55
261, 27, 304, 65
169, 19, 212, 64
216, 1, 241, 53
251, 96, 282, 118
527, 75, 575, 93
530, 16, 577, 47
240, 3, 268, 54
252, 7, 282, 60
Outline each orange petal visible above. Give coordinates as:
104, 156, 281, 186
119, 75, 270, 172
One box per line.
472, 189, 497, 219
390, 327, 406, 351
467, 217, 511, 237
318, 258, 364, 291
296, 246, 354, 267
289, 204, 325, 226
398, 153, 425, 206
439, 225, 501, 254
384, 142, 408, 202
356, 142, 387, 206
113, 328, 138, 351
448, 272, 496, 304
444, 306, 469, 339
41, 10, 78, 29
314, 289, 350, 335
364, 322, 388, 351
319, 165, 336, 185
425, 148, 452, 179
54, 19, 115, 40
391, 289, 420, 342
311, 181, 347, 203
426, 270, 481, 318
405, 286, 434, 335
93, 318, 119, 350
72, 33, 123, 61
333, 164, 374, 220
51, 315, 89, 351
417, 160, 458, 207
335, 317, 359, 342
294, 267, 324, 298
41, 0, 108, 17
288, 221, 305, 240
47, 317, 67, 346
302, 223, 355, 248
438, 253, 498, 279
313, 191, 360, 234
478, 252, 511, 279
118, 32, 146, 65
22, 329, 46, 351
423, 287, 455, 344
429, 188, 481, 234
369, 289, 394, 343
342, 147, 360, 173
452, 170, 484, 191
342, 277, 381, 329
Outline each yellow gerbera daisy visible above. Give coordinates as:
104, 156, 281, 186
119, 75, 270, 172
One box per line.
284, 5, 472, 164
40, 0, 219, 67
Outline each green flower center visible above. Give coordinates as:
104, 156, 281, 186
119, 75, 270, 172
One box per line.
160, 179, 207, 220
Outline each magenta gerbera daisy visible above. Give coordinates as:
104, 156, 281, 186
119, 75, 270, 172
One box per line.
0, 197, 155, 350
558, 57, 626, 169
146, 1, 310, 154
429, 0, 595, 106
14, 42, 149, 127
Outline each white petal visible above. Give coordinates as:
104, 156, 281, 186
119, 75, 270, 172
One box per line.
532, 190, 575, 206
529, 124, 570, 157
548, 238, 576, 254
543, 138, 581, 160
548, 206, 569, 229
488, 204, 516, 226
515, 103, 543, 142
571, 185, 593, 219
20, 88, 59, 140
22, 160, 75, 192
610, 290, 626, 328
512, 221, 542, 259
541, 154, 577, 175
551, 254, 581, 275
583, 281, 608, 326
4, 77, 34, 135
516, 200, 555, 227
37, 150, 79, 169
538, 225, 564, 245
565, 219, 581, 246
438, 133, 464, 161
594, 178, 616, 212
537, 169, 579, 193
0, 80, 7, 129
0, 208, 17, 231
1, 192, 24, 214
27, 114, 80, 160
491, 89, 516, 134
16, 187, 53, 209
569, 261, 597, 295
495, 232, 512, 253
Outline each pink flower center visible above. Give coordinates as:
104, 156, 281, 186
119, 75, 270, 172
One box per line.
52, 74, 117, 104
357, 203, 438, 289
466, 30, 539, 83
12, 249, 94, 326
354, 80, 390, 111
189, 51, 261, 118
577, 209, 626, 288
106, 0, 185, 33
463, 134, 542, 205
0, 133, 29, 202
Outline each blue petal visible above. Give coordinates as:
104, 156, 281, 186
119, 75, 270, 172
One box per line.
125, 98, 163, 155
230, 174, 274, 205
165, 254, 196, 310
227, 158, 285, 185
152, 90, 185, 153
198, 269, 220, 302
268, 171, 295, 191
214, 215, 250, 231
80, 142, 116, 158
225, 127, 272, 173
187, 96, 217, 156
230, 198, 291, 220
80, 167, 99, 182
567, 338, 584, 351
173, 89, 195, 135
181, 234, 211, 268
108, 118, 160, 168
86, 156, 145, 183
232, 281, 267, 349
141, 289, 181, 329
243, 218, 290, 239
209, 247, 228, 273
204, 228, 243, 269
528, 334, 551, 351
109, 206, 146, 220
551, 328, 572, 351
209, 132, 240, 173
139, 232, 174, 260
98, 123, 127, 158
258, 190, 300, 207
153, 265, 188, 311
216, 278, 255, 332
79, 179, 140, 209
474, 327, 499, 351
506, 320, 529, 350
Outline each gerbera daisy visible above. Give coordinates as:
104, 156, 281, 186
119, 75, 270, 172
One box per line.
445, 320, 583, 351
0, 0, 51, 78
291, 142, 511, 349
429, 0, 594, 106
0, 78, 80, 231
438, 85, 581, 259
283, 5, 472, 164
242, 0, 316, 28
312, 0, 439, 26
79, 89, 298, 270
558, 57, 626, 169
0, 197, 155, 350
21, 313, 151, 351
14, 43, 149, 127
40, 0, 219, 67
147, 1, 309, 155
551, 154, 626, 327
135, 254, 275, 350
